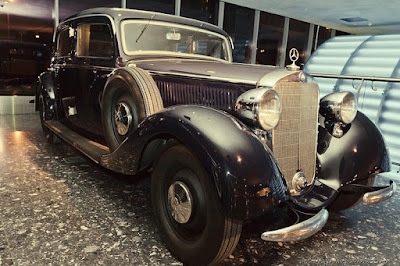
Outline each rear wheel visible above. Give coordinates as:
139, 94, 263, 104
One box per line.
328, 177, 375, 211
151, 144, 242, 265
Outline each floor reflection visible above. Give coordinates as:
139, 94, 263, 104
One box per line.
0, 113, 398, 265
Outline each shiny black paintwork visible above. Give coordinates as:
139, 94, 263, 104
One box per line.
292, 111, 391, 210
39, 8, 392, 221
317, 111, 390, 190
100, 105, 289, 220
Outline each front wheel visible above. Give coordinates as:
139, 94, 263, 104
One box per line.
151, 144, 242, 265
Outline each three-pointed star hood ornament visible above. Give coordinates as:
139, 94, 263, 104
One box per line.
286, 48, 300, 71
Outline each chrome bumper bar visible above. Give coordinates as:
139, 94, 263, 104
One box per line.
261, 209, 329, 242
363, 180, 397, 205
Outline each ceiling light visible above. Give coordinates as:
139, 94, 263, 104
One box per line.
341, 17, 368, 23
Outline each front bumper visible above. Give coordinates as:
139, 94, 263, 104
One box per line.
261, 208, 329, 242
363, 180, 397, 205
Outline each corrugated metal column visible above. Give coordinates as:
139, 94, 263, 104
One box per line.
306, 24, 314, 61
175, 0, 181, 16
250, 10, 260, 64
333, 35, 376, 91
121, 0, 126, 8
54, 0, 59, 29
279, 17, 290, 67
218, 1, 225, 29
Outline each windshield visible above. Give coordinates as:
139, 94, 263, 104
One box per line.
121, 20, 231, 61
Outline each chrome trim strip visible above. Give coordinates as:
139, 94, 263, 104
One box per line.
261, 209, 329, 242
309, 73, 400, 83
363, 181, 397, 205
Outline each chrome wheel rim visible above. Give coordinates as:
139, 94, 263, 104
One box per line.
114, 102, 132, 136
167, 181, 193, 224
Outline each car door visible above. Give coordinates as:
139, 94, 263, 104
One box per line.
53, 22, 80, 123
73, 17, 116, 141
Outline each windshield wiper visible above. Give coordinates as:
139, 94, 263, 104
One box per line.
136, 14, 156, 43
186, 23, 204, 48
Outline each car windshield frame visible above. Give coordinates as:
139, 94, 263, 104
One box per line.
120, 19, 232, 62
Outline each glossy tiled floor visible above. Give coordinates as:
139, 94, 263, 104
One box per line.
0, 114, 399, 265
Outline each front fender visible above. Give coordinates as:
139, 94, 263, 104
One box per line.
318, 111, 391, 190
101, 105, 290, 220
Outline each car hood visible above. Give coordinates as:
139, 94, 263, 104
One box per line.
133, 58, 289, 86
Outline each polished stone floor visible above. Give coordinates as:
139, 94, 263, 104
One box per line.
0, 114, 399, 265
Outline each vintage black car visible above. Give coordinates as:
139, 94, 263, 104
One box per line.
38, 8, 396, 265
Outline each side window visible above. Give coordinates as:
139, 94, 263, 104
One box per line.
77, 24, 113, 58
57, 28, 74, 57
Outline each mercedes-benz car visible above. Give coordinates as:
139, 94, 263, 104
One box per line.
38, 8, 396, 265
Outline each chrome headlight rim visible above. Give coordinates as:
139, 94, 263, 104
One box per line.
256, 89, 282, 131
234, 87, 282, 131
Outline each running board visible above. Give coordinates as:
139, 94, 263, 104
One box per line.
44, 121, 110, 163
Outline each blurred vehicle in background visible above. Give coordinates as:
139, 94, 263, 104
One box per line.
0, 40, 50, 95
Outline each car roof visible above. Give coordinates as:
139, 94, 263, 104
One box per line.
64, 8, 229, 38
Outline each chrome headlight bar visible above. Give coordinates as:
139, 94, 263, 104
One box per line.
235, 87, 282, 131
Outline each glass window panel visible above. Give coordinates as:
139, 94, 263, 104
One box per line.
312, 26, 332, 52
286, 19, 310, 67
336, 30, 350, 36
181, 0, 219, 24
127, 0, 174, 14
58, 29, 74, 57
223, 3, 254, 63
77, 24, 113, 58
122, 20, 229, 61
256, 11, 284, 66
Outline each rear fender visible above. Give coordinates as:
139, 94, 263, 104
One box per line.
100, 105, 290, 220
38, 72, 58, 120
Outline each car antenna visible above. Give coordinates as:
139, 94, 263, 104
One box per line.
136, 14, 156, 43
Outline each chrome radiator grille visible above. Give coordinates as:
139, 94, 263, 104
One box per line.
272, 82, 319, 189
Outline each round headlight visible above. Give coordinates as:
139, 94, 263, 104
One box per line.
320, 91, 358, 124
258, 90, 282, 130
340, 93, 357, 124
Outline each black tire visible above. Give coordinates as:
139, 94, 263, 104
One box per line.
102, 67, 163, 152
38, 93, 59, 144
328, 177, 375, 211
151, 144, 242, 265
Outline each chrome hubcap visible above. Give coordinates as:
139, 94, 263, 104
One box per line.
114, 102, 132, 136
167, 181, 193, 224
